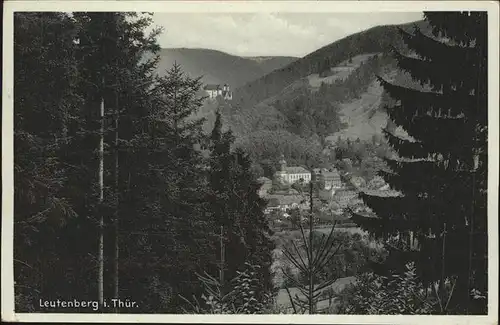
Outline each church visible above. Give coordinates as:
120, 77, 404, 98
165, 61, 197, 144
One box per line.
274, 156, 311, 184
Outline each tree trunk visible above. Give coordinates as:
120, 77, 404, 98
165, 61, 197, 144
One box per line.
439, 222, 447, 308
219, 225, 225, 287
98, 95, 105, 308
308, 181, 314, 314
113, 93, 120, 310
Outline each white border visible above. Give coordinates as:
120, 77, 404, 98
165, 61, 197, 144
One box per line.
2, 1, 499, 324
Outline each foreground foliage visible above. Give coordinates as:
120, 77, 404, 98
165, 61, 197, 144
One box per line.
180, 262, 275, 314
352, 12, 488, 314
335, 263, 439, 314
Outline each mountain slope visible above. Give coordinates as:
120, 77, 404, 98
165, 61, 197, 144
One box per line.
156, 48, 297, 88
233, 20, 429, 106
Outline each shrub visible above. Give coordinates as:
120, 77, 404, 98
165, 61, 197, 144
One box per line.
180, 262, 275, 314
334, 263, 439, 314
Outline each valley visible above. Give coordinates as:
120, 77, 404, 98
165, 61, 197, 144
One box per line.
156, 48, 297, 88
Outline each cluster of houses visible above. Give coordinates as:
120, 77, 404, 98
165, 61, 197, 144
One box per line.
256, 157, 392, 224
258, 157, 349, 217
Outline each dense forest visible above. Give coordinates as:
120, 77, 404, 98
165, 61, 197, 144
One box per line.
14, 12, 274, 313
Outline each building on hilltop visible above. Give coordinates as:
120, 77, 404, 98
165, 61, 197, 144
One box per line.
203, 83, 232, 100
274, 156, 311, 184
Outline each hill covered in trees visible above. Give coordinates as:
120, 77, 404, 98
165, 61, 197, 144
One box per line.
233, 19, 429, 106
156, 48, 297, 88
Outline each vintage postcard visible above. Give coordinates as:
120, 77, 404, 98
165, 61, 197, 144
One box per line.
2, 1, 499, 324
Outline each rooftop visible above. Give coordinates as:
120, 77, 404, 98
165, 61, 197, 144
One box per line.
322, 170, 341, 179
283, 166, 310, 174
257, 176, 272, 184
334, 189, 358, 197
267, 194, 307, 206
362, 189, 401, 197
204, 84, 221, 90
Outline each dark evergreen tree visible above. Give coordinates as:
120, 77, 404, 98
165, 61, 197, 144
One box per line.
351, 12, 488, 314
144, 63, 218, 311
72, 13, 217, 312
14, 12, 85, 310
71, 12, 172, 312
15, 12, 215, 313
231, 147, 276, 301
207, 110, 275, 305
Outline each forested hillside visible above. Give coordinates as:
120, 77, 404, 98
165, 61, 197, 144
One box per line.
156, 48, 297, 88
233, 20, 429, 106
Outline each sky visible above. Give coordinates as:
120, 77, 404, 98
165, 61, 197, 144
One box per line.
152, 12, 424, 57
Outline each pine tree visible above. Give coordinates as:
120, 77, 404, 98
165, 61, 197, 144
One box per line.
14, 12, 84, 310
232, 148, 276, 300
14, 11, 218, 313
71, 12, 166, 310
207, 110, 275, 307
149, 63, 219, 310
351, 12, 487, 314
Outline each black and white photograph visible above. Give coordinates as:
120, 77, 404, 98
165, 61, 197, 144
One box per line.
2, 1, 499, 323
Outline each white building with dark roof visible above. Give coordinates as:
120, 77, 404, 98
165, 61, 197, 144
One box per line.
203, 83, 232, 100
274, 156, 311, 184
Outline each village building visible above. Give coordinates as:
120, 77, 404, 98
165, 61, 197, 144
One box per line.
274, 157, 311, 184
314, 168, 343, 203
318, 168, 342, 190
203, 83, 233, 100
319, 188, 335, 201
327, 201, 344, 216
264, 197, 281, 214
312, 168, 324, 176
257, 176, 273, 198
266, 194, 310, 212
378, 184, 390, 191
367, 175, 386, 190
333, 189, 358, 208
349, 176, 366, 189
